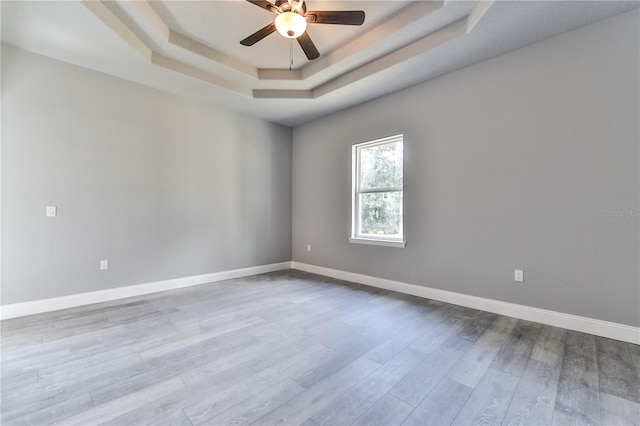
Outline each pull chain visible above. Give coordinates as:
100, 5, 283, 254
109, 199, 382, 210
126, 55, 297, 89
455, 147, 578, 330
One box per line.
289, 39, 294, 71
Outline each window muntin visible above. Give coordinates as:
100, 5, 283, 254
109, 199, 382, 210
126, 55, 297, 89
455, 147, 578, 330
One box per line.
351, 135, 404, 246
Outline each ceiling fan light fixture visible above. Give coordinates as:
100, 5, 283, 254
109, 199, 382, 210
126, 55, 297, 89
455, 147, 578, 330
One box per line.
275, 11, 307, 38
288, 0, 304, 12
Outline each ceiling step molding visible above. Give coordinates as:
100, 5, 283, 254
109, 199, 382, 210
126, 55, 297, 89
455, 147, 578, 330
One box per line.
82, 0, 494, 100
467, 0, 495, 33
130, 0, 169, 40
253, 89, 313, 99
313, 17, 468, 98
133, 1, 259, 79
151, 53, 252, 97
300, 1, 445, 81
168, 30, 259, 79
258, 69, 303, 81
81, 0, 152, 61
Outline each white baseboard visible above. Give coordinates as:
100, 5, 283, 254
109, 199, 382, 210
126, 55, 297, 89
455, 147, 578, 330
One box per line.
3, 260, 637, 345
291, 261, 640, 345
0, 262, 292, 320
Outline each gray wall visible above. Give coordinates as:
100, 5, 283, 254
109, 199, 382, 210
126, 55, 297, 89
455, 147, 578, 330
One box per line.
292, 9, 640, 327
1, 45, 292, 304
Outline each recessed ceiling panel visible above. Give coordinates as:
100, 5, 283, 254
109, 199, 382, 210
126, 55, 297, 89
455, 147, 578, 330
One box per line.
153, 0, 411, 69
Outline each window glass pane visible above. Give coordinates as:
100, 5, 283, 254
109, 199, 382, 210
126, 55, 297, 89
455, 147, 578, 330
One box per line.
359, 142, 403, 190
359, 191, 402, 236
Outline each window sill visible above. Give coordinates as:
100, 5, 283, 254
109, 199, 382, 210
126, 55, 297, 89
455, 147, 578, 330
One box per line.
348, 238, 406, 248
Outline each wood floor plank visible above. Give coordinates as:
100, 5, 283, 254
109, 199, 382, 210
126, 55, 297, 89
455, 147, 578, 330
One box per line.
2, 350, 156, 421
362, 303, 444, 365
89, 346, 217, 406
243, 336, 321, 372
4, 393, 94, 426
401, 377, 473, 426
300, 418, 320, 426
59, 376, 185, 425
37, 351, 145, 388
552, 331, 601, 425
628, 342, 640, 383
389, 336, 474, 407
179, 341, 326, 387
305, 319, 370, 351
356, 299, 443, 343
351, 394, 414, 426
198, 332, 259, 355
1, 346, 65, 379
138, 316, 265, 361
1, 379, 77, 421
447, 315, 518, 388
407, 307, 468, 356
148, 410, 194, 426
489, 319, 542, 377
288, 335, 381, 389
311, 348, 426, 425
452, 368, 521, 425
183, 343, 338, 425
458, 311, 498, 342
252, 356, 380, 426
0, 370, 38, 393
103, 362, 256, 425
530, 325, 567, 367
203, 379, 304, 426
181, 371, 279, 425
595, 336, 640, 403
2, 339, 71, 365
46, 337, 237, 410
502, 359, 560, 425
599, 392, 640, 426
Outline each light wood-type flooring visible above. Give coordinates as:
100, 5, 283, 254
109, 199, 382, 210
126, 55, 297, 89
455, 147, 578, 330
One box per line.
2, 270, 639, 425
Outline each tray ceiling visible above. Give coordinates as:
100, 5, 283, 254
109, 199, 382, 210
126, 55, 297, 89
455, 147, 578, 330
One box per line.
2, 1, 638, 126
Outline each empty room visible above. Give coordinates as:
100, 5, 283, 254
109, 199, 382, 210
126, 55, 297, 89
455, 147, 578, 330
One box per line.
1, 0, 639, 425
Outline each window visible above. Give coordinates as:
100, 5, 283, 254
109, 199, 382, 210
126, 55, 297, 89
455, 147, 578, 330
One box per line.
350, 134, 405, 248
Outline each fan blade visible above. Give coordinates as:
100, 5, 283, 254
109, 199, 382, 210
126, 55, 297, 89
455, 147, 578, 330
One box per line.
240, 22, 277, 46
297, 31, 320, 60
306, 10, 365, 25
246, 0, 279, 14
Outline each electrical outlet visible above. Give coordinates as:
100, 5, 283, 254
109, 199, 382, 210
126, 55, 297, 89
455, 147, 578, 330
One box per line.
514, 269, 524, 282
100, 259, 109, 270
307, 244, 312, 252
46, 206, 57, 217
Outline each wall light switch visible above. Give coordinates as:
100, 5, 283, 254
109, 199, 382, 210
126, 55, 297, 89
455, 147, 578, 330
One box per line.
514, 269, 524, 282
307, 244, 312, 252
100, 260, 109, 270
46, 206, 57, 217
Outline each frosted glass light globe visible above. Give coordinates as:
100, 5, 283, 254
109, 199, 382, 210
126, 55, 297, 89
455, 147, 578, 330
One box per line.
275, 12, 307, 38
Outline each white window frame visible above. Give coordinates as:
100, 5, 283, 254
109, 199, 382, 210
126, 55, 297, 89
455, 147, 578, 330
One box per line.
350, 134, 406, 248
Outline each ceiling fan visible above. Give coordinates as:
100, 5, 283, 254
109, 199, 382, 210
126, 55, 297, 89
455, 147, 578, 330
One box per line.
240, 0, 365, 61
